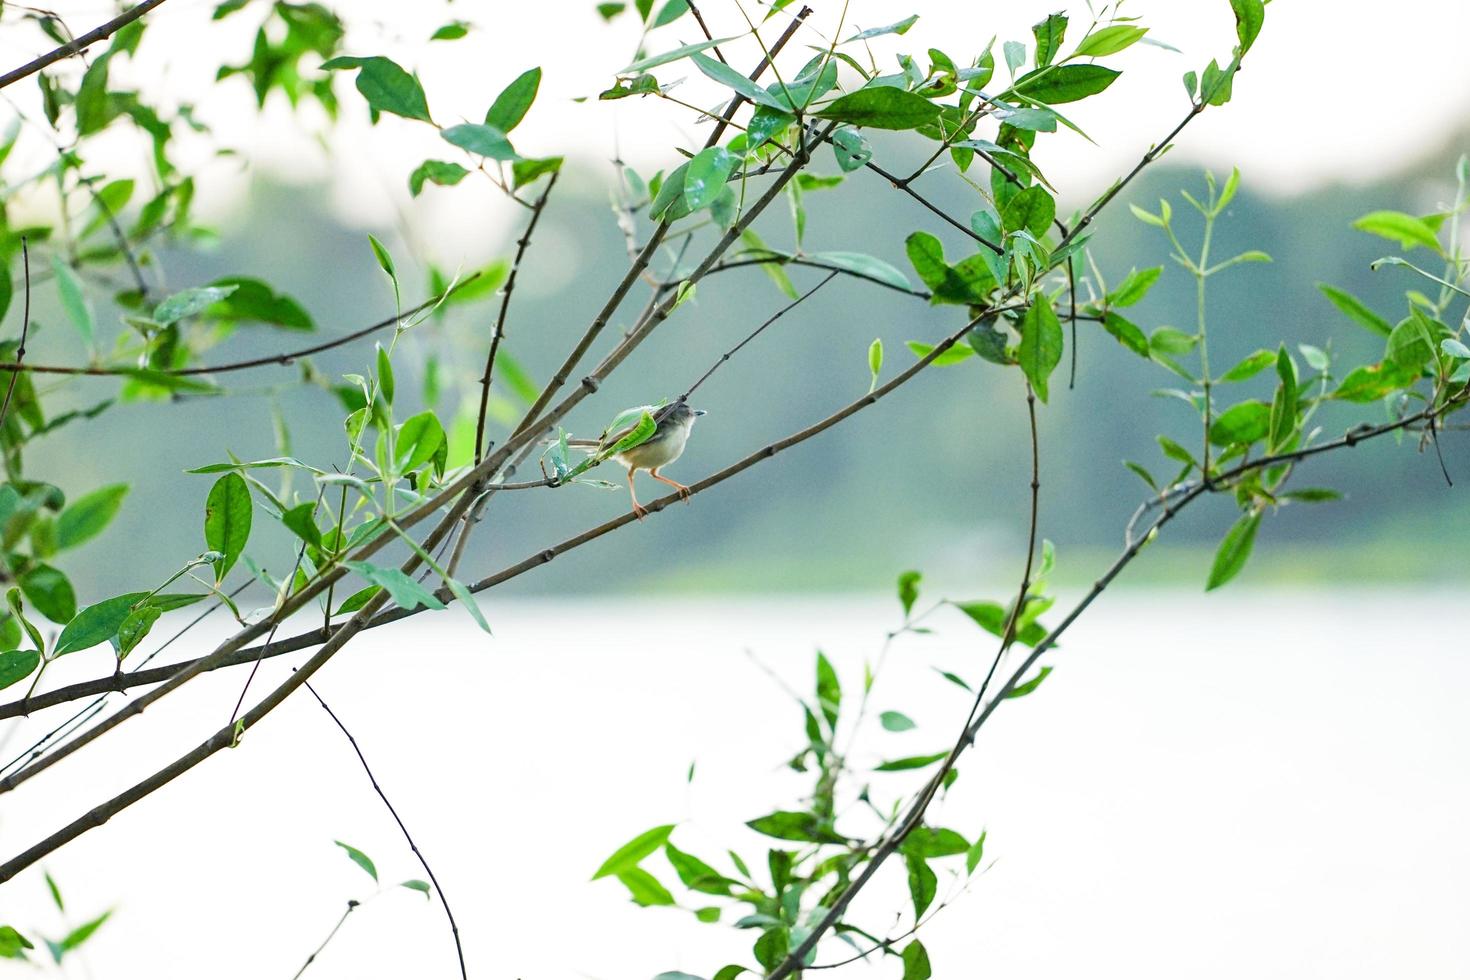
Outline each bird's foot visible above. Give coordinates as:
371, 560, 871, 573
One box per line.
632, 502, 648, 521
676, 483, 692, 503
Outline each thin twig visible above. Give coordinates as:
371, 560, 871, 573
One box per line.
304, 681, 466, 980
474, 171, 559, 466
0, 238, 31, 431
0, 0, 170, 91
291, 900, 358, 980
0, 276, 480, 378
768, 376, 1044, 979
511, 6, 812, 437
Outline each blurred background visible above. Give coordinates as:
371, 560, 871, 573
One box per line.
1, 1, 1468, 978
0, 0, 1465, 600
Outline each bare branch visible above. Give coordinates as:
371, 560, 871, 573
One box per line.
0, 0, 171, 91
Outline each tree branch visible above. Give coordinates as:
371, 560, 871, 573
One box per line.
0, 274, 481, 378
0, 0, 171, 91
304, 681, 466, 980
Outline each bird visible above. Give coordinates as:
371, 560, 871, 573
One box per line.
569, 401, 706, 519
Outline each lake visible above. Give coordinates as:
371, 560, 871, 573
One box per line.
1, 589, 1467, 978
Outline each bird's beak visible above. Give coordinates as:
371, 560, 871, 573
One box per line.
694, 409, 707, 416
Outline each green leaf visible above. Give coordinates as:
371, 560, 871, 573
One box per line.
902, 939, 933, 980
1230, 0, 1265, 53
904, 232, 994, 305
430, 21, 469, 40
1353, 210, 1441, 252
19, 564, 76, 623
830, 127, 872, 171
753, 926, 789, 971
0, 649, 41, 691
1031, 13, 1068, 68
1001, 185, 1056, 238
321, 55, 432, 123
868, 337, 884, 388
1386, 316, 1435, 371
649, 161, 692, 222
54, 592, 148, 656
204, 473, 251, 580
281, 503, 322, 548
1332, 361, 1419, 402
1018, 300, 1064, 402
396, 411, 446, 474
1014, 64, 1120, 104
905, 852, 937, 918
746, 810, 845, 843
880, 710, 916, 731
441, 123, 518, 161
343, 560, 447, 612
484, 67, 541, 132
690, 52, 786, 110
1005, 665, 1053, 699
57, 483, 129, 551
207, 277, 314, 331
592, 824, 676, 879
897, 569, 921, 615
334, 840, 379, 881
446, 578, 491, 634
621, 36, 739, 73
153, 285, 239, 325
875, 751, 948, 771
116, 602, 161, 660
0, 923, 34, 958
367, 236, 396, 286
807, 251, 913, 292
53, 910, 110, 959
1206, 512, 1261, 590
1073, 24, 1149, 57
401, 879, 432, 897
409, 160, 470, 196
1102, 312, 1149, 357
683, 146, 737, 211
333, 586, 381, 616
616, 867, 677, 906
1208, 401, 1271, 446
1108, 266, 1162, 307
511, 155, 563, 189
651, 0, 688, 27
52, 256, 95, 347
814, 86, 941, 130
845, 15, 919, 41
815, 651, 841, 729
1219, 349, 1276, 382
664, 842, 736, 896
965, 830, 988, 874
900, 827, 970, 857
376, 342, 396, 404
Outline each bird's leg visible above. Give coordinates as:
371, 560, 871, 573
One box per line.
628, 466, 648, 520
649, 468, 692, 503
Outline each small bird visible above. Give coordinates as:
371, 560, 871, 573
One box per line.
570, 402, 706, 519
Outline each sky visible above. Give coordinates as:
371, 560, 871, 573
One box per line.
5, 0, 1470, 262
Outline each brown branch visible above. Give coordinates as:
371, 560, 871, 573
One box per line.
0, 40, 830, 862
511, 6, 812, 438
0, 238, 32, 431
474, 170, 558, 466
0, 0, 171, 91
0, 274, 480, 378
763, 392, 1468, 979
304, 681, 466, 980
679, 254, 931, 299
769, 375, 1044, 979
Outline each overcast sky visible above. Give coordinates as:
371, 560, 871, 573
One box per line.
3, 0, 1469, 256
